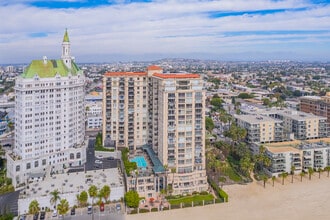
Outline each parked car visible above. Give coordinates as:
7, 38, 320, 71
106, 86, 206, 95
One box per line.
33, 213, 39, 220
116, 203, 121, 211
71, 208, 75, 215
107, 156, 115, 160
87, 205, 93, 214
52, 210, 57, 217
95, 159, 103, 164
40, 211, 45, 220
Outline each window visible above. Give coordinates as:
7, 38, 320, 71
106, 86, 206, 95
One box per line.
42, 159, 46, 165
77, 152, 81, 159
16, 165, 20, 172
34, 161, 39, 168
26, 163, 31, 169
70, 153, 74, 160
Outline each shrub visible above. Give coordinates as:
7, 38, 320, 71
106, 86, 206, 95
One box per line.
200, 191, 209, 195
151, 208, 158, 212
139, 208, 149, 213
208, 178, 229, 202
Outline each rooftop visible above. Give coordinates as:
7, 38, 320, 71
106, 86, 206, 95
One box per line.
152, 73, 200, 79
22, 59, 80, 78
147, 65, 162, 71
104, 72, 147, 77
235, 114, 281, 124
266, 146, 301, 154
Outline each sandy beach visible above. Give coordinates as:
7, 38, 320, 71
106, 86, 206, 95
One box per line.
126, 173, 330, 220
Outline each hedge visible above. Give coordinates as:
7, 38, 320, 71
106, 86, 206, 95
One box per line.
208, 178, 229, 202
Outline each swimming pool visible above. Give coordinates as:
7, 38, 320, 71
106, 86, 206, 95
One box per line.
130, 156, 147, 169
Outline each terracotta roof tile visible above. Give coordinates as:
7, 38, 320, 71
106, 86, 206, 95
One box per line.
147, 65, 162, 71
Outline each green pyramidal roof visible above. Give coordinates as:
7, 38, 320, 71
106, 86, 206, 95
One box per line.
22, 59, 80, 78
63, 29, 70, 42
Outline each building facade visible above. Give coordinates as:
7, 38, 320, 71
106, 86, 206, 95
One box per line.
6, 30, 87, 187
102, 67, 208, 196
235, 114, 283, 143
300, 93, 330, 124
265, 142, 330, 177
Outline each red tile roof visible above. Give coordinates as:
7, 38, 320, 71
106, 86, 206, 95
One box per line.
104, 72, 147, 77
147, 65, 162, 71
152, 73, 200, 79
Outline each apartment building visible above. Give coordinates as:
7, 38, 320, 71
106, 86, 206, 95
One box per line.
265, 110, 328, 140
265, 142, 330, 177
265, 146, 302, 176
235, 114, 283, 143
6, 30, 87, 187
241, 108, 328, 141
300, 92, 330, 123
102, 67, 208, 196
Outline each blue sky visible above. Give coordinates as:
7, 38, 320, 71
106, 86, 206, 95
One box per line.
0, 0, 329, 64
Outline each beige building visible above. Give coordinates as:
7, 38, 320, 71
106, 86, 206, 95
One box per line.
235, 114, 283, 143
265, 142, 330, 177
102, 66, 208, 196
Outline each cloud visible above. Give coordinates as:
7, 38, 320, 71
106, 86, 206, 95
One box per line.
0, 0, 329, 63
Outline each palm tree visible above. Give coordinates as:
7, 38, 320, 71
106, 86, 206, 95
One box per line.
299, 172, 305, 182
308, 167, 314, 180
88, 185, 98, 205
77, 191, 88, 207
100, 185, 111, 203
57, 199, 69, 219
28, 200, 40, 215
324, 166, 330, 177
170, 167, 176, 194
50, 189, 61, 209
290, 166, 295, 183
271, 176, 276, 187
163, 164, 168, 193
261, 175, 268, 188
279, 172, 288, 185
317, 168, 323, 179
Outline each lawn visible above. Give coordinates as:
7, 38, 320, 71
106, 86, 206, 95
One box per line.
167, 194, 214, 205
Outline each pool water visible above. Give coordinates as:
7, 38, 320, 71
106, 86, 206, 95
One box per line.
130, 156, 147, 169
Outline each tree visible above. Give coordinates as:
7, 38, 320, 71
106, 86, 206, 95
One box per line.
205, 117, 215, 132
279, 172, 288, 185
210, 96, 223, 110
308, 167, 314, 180
88, 185, 98, 205
317, 168, 323, 179
124, 190, 139, 208
290, 166, 295, 183
170, 167, 176, 192
299, 172, 305, 182
163, 164, 168, 193
57, 199, 69, 219
237, 93, 254, 99
100, 185, 111, 203
50, 189, 61, 209
239, 156, 254, 177
271, 176, 276, 187
77, 191, 88, 207
28, 200, 40, 215
261, 175, 268, 188
324, 166, 330, 177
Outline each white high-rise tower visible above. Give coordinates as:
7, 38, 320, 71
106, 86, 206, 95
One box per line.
6, 30, 87, 187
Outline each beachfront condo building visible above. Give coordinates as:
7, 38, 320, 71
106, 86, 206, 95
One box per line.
102, 66, 208, 196
6, 30, 87, 187
234, 114, 284, 143
265, 142, 330, 177
240, 108, 328, 142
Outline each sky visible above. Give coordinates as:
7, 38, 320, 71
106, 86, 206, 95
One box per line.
0, 0, 330, 64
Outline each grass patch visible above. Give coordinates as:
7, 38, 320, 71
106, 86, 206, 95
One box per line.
167, 194, 214, 205
95, 145, 114, 152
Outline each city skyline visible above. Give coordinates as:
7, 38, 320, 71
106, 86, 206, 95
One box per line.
1, 0, 330, 64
